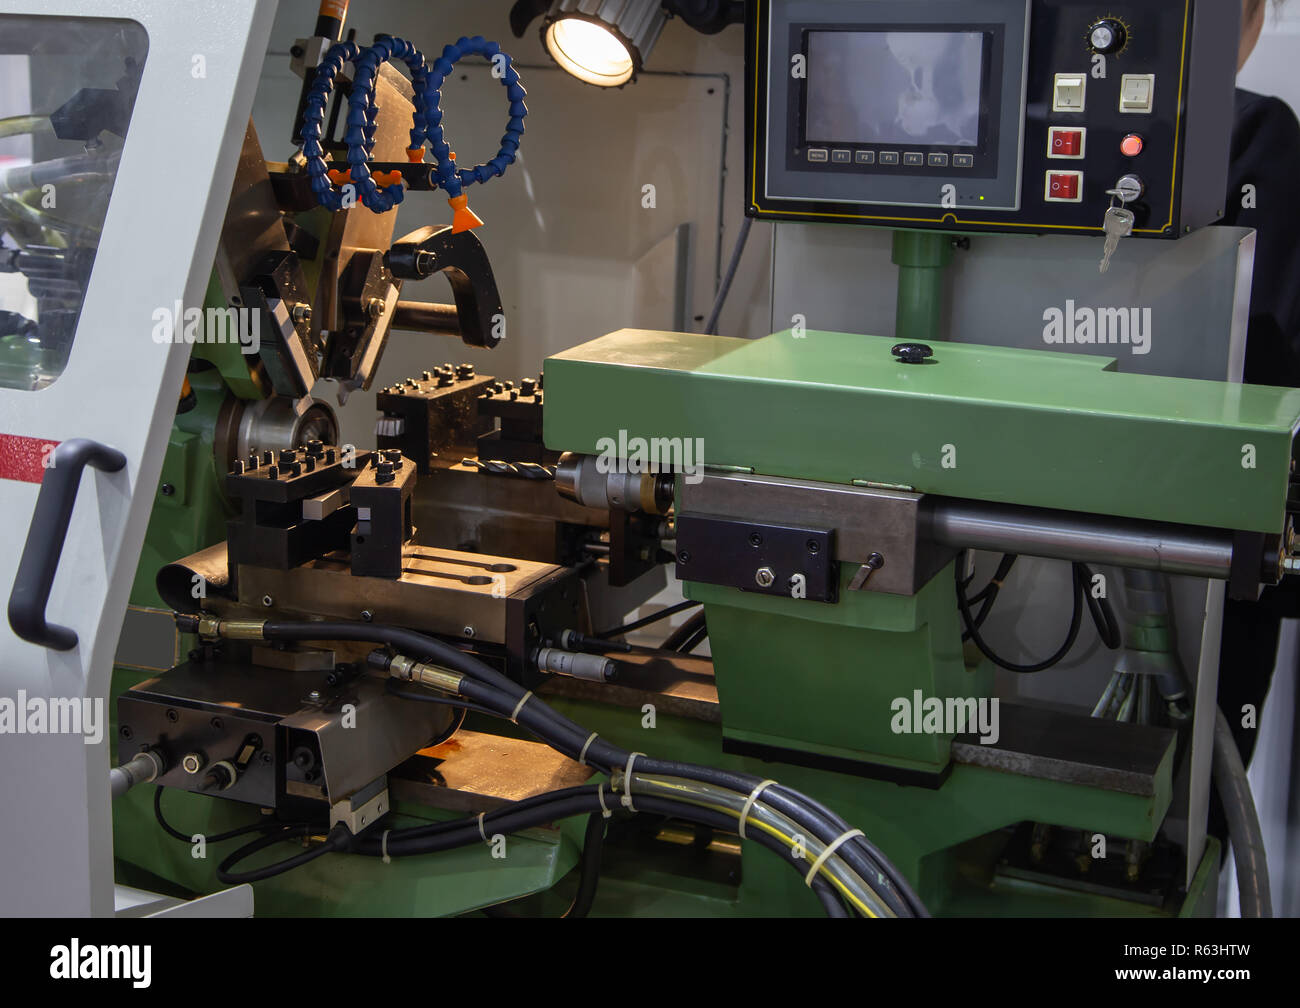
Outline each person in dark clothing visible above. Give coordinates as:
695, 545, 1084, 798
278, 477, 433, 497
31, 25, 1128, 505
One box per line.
1214, 0, 1300, 766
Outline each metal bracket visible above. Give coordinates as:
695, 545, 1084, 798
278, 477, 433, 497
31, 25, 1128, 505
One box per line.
239, 249, 320, 398
675, 514, 837, 602
330, 777, 390, 835
386, 225, 505, 348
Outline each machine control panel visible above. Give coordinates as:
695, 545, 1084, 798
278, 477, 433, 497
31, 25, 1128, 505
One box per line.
746, 0, 1240, 237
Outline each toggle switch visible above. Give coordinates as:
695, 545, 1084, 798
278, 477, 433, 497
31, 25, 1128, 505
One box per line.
1053, 74, 1087, 112
1120, 74, 1155, 113
1045, 171, 1083, 202
1049, 127, 1086, 159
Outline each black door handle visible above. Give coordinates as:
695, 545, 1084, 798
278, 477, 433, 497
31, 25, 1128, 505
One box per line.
8, 438, 126, 651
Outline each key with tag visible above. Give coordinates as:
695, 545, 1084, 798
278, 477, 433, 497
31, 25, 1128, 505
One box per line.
1099, 205, 1135, 274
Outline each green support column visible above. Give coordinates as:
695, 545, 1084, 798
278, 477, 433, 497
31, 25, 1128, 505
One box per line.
892, 230, 954, 344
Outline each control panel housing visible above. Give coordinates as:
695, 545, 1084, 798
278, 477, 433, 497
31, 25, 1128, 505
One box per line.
746, 0, 1241, 237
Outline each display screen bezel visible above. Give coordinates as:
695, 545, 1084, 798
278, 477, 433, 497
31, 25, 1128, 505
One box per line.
786, 21, 1006, 181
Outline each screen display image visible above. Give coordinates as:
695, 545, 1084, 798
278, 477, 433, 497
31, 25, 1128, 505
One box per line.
805, 30, 985, 147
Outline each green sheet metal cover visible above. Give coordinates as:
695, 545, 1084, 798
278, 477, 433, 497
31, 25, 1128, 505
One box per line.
544, 329, 1300, 533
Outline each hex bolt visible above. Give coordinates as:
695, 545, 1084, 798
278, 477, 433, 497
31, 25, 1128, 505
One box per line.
262, 595, 274, 607
291, 304, 312, 324
360, 610, 374, 622
755, 566, 776, 588
462, 625, 476, 638
367, 297, 387, 319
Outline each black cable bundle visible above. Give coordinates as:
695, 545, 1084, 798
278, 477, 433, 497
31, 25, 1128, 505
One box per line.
173, 619, 926, 917
955, 552, 1121, 673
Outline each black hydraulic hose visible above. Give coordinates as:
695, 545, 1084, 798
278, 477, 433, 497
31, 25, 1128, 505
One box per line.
1078, 562, 1122, 649
630, 756, 920, 918
955, 554, 1084, 673
384, 677, 498, 721
596, 600, 699, 640
379, 787, 601, 843
257, 619, 924, 914
561, 812, 606, 918
216, 823, 350, 885
966, 554, 1018, 605
961, 554, 1017, 640
661, 610, 706, 652
957, 557, 1119, 663
382, 672, 920, 917
1213, 707, 1273, 917
345, 787, 859, 916
381, 655, 922, 916
357, 796, 603, 860
154, 786, 283, 845
815, 883, 852, 918
679, 623, 709, 654
380, 682, 913, 912
452, 675, 627, 772
630, 795, 857, 916
263, 620, 520, 696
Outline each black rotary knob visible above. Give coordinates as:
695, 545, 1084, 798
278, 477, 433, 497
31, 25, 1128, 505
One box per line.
891, 342, 934, 364
1088, 18, 1126, 54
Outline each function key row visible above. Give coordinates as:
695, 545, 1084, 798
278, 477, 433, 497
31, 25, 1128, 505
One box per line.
807, 149, 974, 169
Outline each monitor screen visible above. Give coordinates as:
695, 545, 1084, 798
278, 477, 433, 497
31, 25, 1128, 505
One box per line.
805, 30, 985, 147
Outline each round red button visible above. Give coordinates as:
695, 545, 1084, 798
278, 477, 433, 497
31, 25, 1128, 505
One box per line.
1121, 134, 1144, 157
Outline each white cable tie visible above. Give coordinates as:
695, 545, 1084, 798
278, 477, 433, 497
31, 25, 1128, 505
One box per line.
738, 779, 777, 839
510, 689, 534, 722
381, 829, 391, 865
805, 829, 864, 888
597, 783, 612, 819
477, 812, 489, 843
579, 731, 599, 766
620, 752, 646, 811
